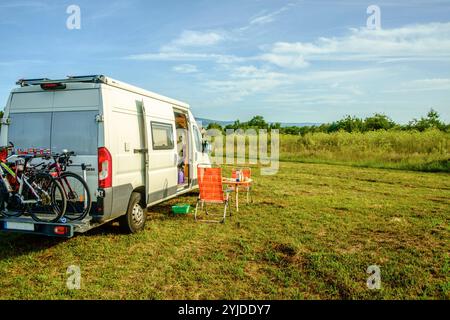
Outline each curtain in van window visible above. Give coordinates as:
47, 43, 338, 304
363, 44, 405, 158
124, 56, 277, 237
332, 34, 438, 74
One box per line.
51, 111, 98, 155
151, 122, 174, 150
8, 112, 52, 150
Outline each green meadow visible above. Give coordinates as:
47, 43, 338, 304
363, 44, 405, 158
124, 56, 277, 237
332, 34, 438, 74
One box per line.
280, 129, 450, 172
0, 161, 448, 299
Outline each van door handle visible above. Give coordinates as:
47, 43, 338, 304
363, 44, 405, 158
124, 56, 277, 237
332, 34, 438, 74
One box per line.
134, 149, 148, 154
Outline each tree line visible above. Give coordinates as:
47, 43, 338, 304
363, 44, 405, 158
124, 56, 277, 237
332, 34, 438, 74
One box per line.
206, 109, 449, 135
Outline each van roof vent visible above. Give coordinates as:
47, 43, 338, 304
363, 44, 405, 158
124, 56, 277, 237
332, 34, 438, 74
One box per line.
16, 75, 107, 87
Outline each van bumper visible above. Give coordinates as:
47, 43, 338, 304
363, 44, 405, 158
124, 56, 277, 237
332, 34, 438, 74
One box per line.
95, 187, 113, 221
96, 184, 133, 222
0, 217, 74, 238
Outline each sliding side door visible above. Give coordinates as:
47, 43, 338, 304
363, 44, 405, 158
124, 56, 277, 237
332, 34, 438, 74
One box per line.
141, 99, 178, 205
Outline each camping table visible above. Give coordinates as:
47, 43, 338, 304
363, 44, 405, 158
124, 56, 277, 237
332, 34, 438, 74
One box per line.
222, 178, 253, 212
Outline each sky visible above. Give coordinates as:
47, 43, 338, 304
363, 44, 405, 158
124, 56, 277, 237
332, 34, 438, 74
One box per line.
0, 0, 449, 124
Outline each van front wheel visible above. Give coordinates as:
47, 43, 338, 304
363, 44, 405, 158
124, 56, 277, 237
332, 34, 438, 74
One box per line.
119, 192, 147, 234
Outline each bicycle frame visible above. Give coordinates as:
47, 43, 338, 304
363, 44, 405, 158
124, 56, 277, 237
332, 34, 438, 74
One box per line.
48, 160, 73, 192
0, 159, 42, 206
46, 154, 88, 209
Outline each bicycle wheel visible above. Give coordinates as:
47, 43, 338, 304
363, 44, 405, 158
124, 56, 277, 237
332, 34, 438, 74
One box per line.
28, 173, 66, 223
57, 172, 92, 221
0, 180, 22, 218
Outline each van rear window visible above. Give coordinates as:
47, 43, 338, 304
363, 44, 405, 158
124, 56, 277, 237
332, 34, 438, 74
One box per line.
8, 111, 98, 155
9, 112, 51, 150
51, 111, 98, 155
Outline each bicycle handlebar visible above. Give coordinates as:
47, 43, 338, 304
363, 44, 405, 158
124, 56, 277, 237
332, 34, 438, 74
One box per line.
51, 151, 76, 158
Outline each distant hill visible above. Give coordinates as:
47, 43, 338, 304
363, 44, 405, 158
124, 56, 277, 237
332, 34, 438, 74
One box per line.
195, 118, 234, 127
278, 122, 321, 127
196, 117, 320, 128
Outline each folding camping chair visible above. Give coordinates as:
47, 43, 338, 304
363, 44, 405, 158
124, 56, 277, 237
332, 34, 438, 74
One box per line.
231, 167, 253, 204
195, 165, 233, 223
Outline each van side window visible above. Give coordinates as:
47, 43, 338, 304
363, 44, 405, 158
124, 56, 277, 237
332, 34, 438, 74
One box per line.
151, 122, 174, 150
193, 126, 202, 152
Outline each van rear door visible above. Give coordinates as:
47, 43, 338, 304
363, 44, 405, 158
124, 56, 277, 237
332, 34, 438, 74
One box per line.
5, 89, 100, 200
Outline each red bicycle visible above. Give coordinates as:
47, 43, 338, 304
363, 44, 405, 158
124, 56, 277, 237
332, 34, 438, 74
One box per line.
33, 150, 92, 221
0, 144, 67, 223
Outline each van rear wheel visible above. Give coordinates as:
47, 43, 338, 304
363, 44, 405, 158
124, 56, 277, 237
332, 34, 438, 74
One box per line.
119, 192, 147, 234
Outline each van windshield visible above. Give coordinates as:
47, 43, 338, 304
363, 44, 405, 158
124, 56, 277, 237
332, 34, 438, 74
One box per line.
8, 111, 98, 155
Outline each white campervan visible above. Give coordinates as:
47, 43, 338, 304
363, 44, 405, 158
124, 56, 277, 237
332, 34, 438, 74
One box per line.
0, 75, 210, 236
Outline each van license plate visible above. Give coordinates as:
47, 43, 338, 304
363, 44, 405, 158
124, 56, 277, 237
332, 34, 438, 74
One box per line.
5, 222, 35, 231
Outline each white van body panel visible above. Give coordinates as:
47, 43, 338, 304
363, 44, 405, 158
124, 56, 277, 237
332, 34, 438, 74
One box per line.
0, 76, 210, 223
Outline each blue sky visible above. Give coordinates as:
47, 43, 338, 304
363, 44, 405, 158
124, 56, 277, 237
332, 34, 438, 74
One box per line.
0, 0, 449, 123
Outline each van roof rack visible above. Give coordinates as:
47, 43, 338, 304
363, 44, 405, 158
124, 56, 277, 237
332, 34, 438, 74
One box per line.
16, 75, 107, 87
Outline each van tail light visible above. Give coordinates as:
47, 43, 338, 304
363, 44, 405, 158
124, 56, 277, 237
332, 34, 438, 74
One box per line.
98, 147, 112, 188
0, 148, 7, 162
54, 226, 69, 235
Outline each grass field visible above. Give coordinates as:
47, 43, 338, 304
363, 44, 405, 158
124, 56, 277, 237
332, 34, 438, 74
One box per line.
280, 129, 450, 172
0, 161, 449, 300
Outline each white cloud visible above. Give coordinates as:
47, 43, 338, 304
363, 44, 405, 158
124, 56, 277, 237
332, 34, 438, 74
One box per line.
205, 77, 285, 105
172, 64, 199, 74
133, 22, 450, 70
231, 65, 286, 79
259, 53, 309, 68
249, 5, 290, 26
203, 65, 378, 106
203, 65, 290, 104
384, 78, 450, 92
169, 30, 225, 48
259, 22, 450, 68
126, 29, 231, 63
124, 21, 449, 115
242, 2, 297, 30
265, 93, 357, 105
408, 78, 450, 87
297, 68, 385, 82
269, 41, 335, 55
126, 51, 242, 64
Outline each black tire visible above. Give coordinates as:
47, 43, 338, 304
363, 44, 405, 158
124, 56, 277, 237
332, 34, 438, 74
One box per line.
29, 173, 66, 223
119, 192, 147, 234
57, 172, 92, 221
0, 180, 21, 218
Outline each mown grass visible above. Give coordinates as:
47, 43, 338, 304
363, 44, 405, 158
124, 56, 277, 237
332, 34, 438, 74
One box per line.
0, 161, 449, 300
280, 129, 450, 172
